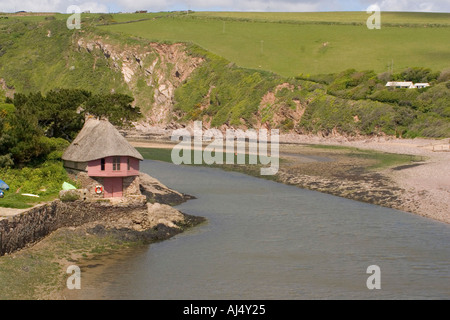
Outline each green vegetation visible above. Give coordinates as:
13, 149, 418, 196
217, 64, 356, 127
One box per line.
175, 45, 280, 127
173, 59, 449, 137
0, 89, 140, 208
136, 147, 273, 166
0, 18, 130, 95
59, 190, 81, 202
0, 227, 142, 299
191, 11, 450, 27
308, 144, 421, 170
0, 161, 73, 209
136, 147, 174, 163
297, 68, 450, 137
102, 12, 450, 77
0, 13, 448, 149
96, 11, 449, 138
2, 89, 140, 167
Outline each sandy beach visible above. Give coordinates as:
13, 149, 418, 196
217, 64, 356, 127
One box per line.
129, 134, 450, 224
278, 134, 449, 224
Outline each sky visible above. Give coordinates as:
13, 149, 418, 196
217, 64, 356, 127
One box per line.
0, 0, 449, 13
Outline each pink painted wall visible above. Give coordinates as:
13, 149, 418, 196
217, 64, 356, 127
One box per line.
88, 156, 140, 177
103, 177, 123, 198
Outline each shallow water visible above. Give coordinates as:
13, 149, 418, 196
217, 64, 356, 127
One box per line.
69, 160, 450, 299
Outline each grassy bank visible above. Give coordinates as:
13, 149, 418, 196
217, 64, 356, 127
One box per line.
307, 144, 422, 170
0, 227, 143, 299
0, 209, 205, 300
136, 146, 280, 180
0, 161, 76, 209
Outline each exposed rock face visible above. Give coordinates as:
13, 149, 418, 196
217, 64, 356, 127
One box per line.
139, 172, 193, 205
76, 37, 204, 127
0, 78, 15, 98
146, 202, 185, 229
255, 83, 306, 131
74, 35, 308, 136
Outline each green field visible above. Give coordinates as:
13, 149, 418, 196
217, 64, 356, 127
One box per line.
100, 11, 450, 76
192, 11, 450, 26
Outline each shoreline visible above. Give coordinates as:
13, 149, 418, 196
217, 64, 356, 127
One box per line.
0, 202, 206, 300
128, 134, 450, 224
0, 173, 206, 300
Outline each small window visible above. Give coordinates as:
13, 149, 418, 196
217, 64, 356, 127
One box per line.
101, 158, 105, 171
127, 158, 131, 170
113, 157, 121, 171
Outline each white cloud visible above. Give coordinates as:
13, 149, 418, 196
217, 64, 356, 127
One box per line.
359, 0, 450, 12
0, 0, 108, 13
77, 2, 109, 13
112, 0, 324, 12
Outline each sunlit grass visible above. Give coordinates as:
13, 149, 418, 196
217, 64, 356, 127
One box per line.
102, 12, 450, 76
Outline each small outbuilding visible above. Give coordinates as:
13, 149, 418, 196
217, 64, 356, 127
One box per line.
385, 81, 430, 89
412, 83, 430, 89
385, 81, 414, 89
62, 117, 144, 198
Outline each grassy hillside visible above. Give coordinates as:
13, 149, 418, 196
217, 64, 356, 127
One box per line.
0, 13, 448, 138
192, 11, 450, 26
0, 19, 129, 94
101, 11, 450, 77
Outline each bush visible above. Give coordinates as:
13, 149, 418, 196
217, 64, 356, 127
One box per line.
59, 190, 81, 202
0, 160, 73, 196
394, 67, 440, 83
437, 69, 450, 83
174, 45, 280, 127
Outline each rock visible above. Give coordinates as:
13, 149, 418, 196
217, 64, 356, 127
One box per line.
147, 202, 185, 229
139, 172, 192, 205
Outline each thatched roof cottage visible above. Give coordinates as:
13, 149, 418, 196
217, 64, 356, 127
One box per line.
62, 118, 143, 198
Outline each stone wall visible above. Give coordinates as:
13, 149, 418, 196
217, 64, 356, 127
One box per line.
0, 200, 146, 256
123, 176, 141, 197
66, 171, 141, 199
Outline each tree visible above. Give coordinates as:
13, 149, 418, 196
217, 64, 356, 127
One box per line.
0, 116, 14, 167
84, 93, 141, 126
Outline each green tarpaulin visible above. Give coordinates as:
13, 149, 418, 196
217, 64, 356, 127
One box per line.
62, 182, 77, 190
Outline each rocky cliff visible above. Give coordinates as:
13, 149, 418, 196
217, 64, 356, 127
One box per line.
76, 36, 203, 127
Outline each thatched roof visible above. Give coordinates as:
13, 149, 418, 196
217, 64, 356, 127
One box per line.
62, 118, 143, 162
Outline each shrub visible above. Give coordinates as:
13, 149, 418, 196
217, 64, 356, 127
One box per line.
59, 190, 81, 202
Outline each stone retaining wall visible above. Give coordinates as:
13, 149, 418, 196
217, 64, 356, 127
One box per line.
0, 200, 146, 256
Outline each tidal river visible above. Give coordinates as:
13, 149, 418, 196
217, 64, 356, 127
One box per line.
71, 160, 450, 299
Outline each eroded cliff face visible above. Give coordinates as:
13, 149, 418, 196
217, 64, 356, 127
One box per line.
75, 36, 204, 128
254, 83, 306, 131
74, 35, 308, 135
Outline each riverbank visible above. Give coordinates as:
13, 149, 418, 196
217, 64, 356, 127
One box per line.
129, 134, 449, 224
0, 202, 205, 300
278, 134, 449, 224
0, 172, 205, 299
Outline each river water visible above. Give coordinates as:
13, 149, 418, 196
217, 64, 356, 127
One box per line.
71, 160, 450, 299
